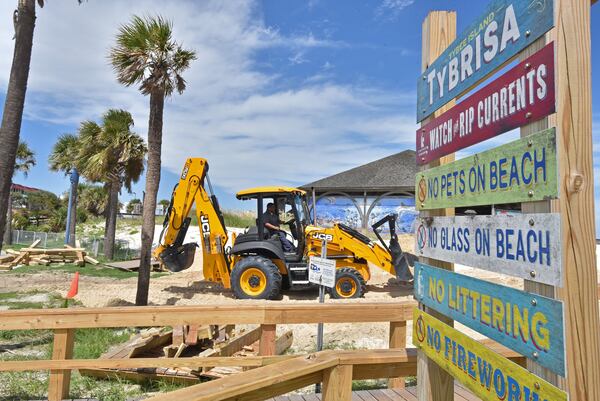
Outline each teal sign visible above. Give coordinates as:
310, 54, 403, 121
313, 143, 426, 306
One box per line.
417, 0, 554, 121
415, 262, 565, 376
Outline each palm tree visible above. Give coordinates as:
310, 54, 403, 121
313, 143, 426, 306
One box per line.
4, 141, 36, 245
49, 133, 80, 245
109, 15, 196, 305
77, 109, 147, 260
78, 184, 107, 217
0, 0, 84, 251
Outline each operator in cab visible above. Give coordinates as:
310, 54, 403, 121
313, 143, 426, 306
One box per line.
263, 202, 294, 252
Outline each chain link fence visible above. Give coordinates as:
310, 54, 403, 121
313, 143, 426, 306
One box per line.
10, 230, 141, 261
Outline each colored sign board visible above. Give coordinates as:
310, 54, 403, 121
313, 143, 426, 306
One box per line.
417, 0, 554, 121
416, 43, 555, 165
415, 213, 562, 286
416, 128, 558, 210
414, 262, 565, 376
308, 256, 336, 288
413, 308, 567, 401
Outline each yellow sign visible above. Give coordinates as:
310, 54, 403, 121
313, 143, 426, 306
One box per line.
413, 308, 567, 401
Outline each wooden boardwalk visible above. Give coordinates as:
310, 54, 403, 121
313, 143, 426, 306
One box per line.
269, 384, 479, 400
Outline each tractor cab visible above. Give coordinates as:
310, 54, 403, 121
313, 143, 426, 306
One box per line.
233, 186, 310, 263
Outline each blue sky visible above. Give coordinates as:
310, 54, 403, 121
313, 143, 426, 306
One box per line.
0, 0, 598, 235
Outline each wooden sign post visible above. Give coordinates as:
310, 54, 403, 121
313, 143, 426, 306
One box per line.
415, 1, 600, 401
417, 11, 456, 401
521, 1, 600, 399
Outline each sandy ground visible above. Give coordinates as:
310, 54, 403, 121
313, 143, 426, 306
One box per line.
0, 233, 552, 353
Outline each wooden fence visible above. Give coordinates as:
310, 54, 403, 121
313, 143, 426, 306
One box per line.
0, 301, 523, 401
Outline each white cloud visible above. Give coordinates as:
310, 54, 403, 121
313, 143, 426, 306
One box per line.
375, 0, 415, 21
0, 0, 415, 193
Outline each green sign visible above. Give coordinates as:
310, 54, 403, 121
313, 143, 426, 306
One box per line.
416, 128, 558, 210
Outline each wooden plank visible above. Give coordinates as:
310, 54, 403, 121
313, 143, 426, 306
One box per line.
30, 239, 41, 248
354, 390, 378, 401
260, 324, 277, 356
322, 365, 352, 401
413, 308, 567, 401
219, 326, 262, 357
0, 301, 415, 330
48, 328, 75, 401
418, 10, 457, 401
19, 247, 85, 253
417, 0, 555, 120
172, 325, 184, 346
275, 330, 294, 355
143, 352, 338, 401
552, 1, 600, 400
84, 255, 99, 265
0, 355, 296, 372
186, 325, 198, 346
387, 321, 407, 389
415, 213, 563, 285
79, 367, 198, 385
414, 262, 565, 375
416, 127, 559, 210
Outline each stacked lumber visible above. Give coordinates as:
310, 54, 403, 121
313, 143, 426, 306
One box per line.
0, 240, 98, 270
79, 325, 294, 384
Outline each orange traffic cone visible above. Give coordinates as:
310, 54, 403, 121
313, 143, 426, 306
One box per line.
66, 271, 79, 299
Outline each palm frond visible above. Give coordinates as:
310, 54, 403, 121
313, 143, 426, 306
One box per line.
109, 14, 196, 97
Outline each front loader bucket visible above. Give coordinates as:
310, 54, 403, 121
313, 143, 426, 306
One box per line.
389, 235, 414, 282
159, 243, 198, 272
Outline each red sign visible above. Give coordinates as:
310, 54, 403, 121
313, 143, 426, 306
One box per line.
416, 42, 555, 165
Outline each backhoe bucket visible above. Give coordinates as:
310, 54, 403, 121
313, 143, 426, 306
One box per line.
159, 243, 198, 272
389, 235, 414, 282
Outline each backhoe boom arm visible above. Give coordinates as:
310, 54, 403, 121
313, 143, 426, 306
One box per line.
153, 158, 231, 288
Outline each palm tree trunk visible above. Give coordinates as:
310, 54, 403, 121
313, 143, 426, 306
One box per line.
3, 191, 12, 246
103, 178, 119, 260
136, 90, 164, 306
0, 0, 36, 251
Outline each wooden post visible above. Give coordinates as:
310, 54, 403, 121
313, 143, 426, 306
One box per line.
259, 324, 276, 356
322, 364, 353, 401
388, 321, 407, 388
48, 328, 75, 401
417, 11, 456, 401
552, 1, 600, 400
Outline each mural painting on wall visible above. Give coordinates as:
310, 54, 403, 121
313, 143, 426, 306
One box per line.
315, 196, 417, 234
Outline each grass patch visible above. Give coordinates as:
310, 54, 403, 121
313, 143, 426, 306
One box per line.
71, 328, 131, 359
222, 211, 255, 228
7, 262, 167, 280
352, 379, 388, 391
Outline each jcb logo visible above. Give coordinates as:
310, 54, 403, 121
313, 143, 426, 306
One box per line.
311, 233, 333, 241
200, 214, 211, 235
181, 163, 190, 180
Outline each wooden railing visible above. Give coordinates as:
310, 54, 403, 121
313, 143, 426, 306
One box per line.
0, 301, 415, 401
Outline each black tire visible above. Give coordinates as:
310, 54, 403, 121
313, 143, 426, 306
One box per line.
330, 267, 366, 299
231, 256, 282, 300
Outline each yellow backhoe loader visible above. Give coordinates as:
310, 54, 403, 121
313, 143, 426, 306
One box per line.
153, 157, 415, 300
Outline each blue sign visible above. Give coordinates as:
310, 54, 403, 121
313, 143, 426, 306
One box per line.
414, 262, 565, 376
417, 0, 554, 121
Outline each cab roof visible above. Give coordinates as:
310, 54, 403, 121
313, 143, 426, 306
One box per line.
236, 186, 306, 200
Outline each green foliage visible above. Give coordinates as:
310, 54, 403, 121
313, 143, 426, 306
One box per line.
78, 184, 107, 217
222, 211, 255, 228
126, 198, 142, 213
77, 109, 147, 192
14, 141, 36, 178
48, 133, 79, 175
109, 15, 196, 97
